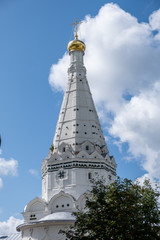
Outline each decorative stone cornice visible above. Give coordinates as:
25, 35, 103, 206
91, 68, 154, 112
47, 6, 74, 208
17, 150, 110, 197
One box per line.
42, 159, 116, 178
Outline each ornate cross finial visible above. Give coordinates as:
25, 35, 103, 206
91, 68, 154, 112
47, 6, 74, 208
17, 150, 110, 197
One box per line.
70, 18, 82, 40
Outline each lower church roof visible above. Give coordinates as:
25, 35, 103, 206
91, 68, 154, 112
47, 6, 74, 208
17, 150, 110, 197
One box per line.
0, 234, 21, 240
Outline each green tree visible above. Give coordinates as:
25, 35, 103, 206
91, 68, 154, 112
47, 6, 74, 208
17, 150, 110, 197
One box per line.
60, 177, 160, 240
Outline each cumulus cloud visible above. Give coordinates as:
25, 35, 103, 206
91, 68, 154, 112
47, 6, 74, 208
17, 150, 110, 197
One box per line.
0, 216, 23, 234
29, 168, 39, 177
149, 9, 160, 30
0, 158, 18, 176
136, 173, 153, 186
0, 151, 18, 189
49, 53, 69, 92
49, 4, 160, 182
110, 82, 160, 179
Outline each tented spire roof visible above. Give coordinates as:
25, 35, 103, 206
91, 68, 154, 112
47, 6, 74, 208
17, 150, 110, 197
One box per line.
53, 46, 108, 154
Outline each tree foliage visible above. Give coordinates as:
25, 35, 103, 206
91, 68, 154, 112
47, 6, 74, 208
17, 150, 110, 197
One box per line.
60, 177, 160, 240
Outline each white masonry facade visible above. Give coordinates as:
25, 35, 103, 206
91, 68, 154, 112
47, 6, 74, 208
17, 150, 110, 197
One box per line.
17, 36, 117, 240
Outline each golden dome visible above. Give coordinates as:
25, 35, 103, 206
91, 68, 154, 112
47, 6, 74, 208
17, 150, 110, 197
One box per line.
68, 39, 86, 52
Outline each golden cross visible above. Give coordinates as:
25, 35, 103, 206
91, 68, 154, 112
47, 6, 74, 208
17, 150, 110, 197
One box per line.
70, 18, 82, 40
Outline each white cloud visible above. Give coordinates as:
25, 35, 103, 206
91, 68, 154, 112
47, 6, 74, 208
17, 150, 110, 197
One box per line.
149, 9, 160, 30
49, 53, 69, 92
135, 174, 160, 200
0, 151, 18, 189
29, 169, 39, 177
0, 216, 23, 234
136, 173, 153, 186
149, 9, 160, 41
110, 82, 160, 180
0, 158, 18, 176
48, 4, 160, 182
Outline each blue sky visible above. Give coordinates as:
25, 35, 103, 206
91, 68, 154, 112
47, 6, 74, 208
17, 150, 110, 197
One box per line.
0, 0, 160, 233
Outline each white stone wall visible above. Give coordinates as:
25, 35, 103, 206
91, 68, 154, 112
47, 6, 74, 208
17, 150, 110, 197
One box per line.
21, 223, 71, 240
53, 50, 106, 152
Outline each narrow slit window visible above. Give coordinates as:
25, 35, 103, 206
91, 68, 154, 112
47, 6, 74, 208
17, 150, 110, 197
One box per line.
109, 175, 112, 180
88, 172, 92, 180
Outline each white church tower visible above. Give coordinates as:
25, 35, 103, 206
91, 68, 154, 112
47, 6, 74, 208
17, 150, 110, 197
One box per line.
17, 22, 117, 240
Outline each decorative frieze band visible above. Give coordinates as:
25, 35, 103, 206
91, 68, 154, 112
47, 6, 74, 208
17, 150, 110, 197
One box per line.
42, 160, 116, 178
